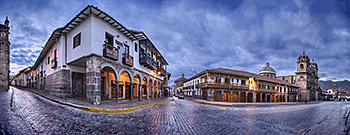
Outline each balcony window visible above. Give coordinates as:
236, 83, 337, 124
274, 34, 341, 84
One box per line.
105, 32, 113, 45
135, 43, 138, 52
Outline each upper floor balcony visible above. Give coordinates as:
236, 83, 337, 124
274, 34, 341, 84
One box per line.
122, 53, 133, 67
103, 43, 119, 61
198, 82, 249, 90
139, 53, 157, 70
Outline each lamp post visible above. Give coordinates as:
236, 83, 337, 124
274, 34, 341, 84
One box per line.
192, 68, 196, 75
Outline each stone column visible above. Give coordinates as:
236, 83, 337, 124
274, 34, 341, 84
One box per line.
265, 94, 268, 103
270, 94, 272, 103
209, 89, 214, 101
238, 91, 241, 103
285, 94, 288, 102
139, 83, 142, 101
221, 90, 224, 102
116, 81, 119, 102
229, 91, 233, 102
253, 92, 256, 103
86, 55, 101, 105
130, 83, 133, 101
146, 82, 149, 100
260, 93, 263, 102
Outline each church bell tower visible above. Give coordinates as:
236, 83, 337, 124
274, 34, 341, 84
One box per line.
0, 17, 10, 91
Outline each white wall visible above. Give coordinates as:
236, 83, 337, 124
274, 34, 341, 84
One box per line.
67, 16, 92, 64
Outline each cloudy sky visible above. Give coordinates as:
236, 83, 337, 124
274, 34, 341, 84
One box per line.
1, 0, 349, 84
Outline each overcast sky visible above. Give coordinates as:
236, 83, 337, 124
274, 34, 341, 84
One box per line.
1, 0, 349, 84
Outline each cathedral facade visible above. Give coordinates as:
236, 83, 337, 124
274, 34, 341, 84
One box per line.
277, 52, 321, 102
0, 17, 10, 91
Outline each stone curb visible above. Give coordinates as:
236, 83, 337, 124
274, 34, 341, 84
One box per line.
185, 97, 302, 106
26, 88, 174, 113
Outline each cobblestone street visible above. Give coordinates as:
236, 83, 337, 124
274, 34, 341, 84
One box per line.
0, 87, 348, 135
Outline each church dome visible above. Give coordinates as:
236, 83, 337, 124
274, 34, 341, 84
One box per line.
259, 62, 276, 74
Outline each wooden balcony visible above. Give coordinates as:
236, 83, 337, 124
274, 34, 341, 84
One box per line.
139, 53, 157, 70
198, 82, 249, 90
103, 43, 119, 61
122, 53, 133, 67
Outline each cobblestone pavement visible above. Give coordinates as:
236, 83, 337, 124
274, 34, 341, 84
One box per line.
0, 87, 349, 135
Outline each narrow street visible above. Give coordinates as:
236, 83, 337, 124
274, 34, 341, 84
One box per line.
0, 87, 348, 134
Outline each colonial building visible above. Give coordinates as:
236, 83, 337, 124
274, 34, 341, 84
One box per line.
174, 74, 187, 96
182, 68, 298, 103
182, 52, 320, 103
16, 5, 169, 105
0, 17, 10, 91
277, 52, 321, 102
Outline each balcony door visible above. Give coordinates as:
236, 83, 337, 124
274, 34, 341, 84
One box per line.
124, 45, 129, 56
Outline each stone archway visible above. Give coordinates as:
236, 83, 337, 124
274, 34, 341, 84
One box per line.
148, 79, 153, 99
213, 90, 222, 102
132, 74, 141, 101
100, 66, 117, 100
262, 93, 266, 102
256, 93, 261, 102
232, 91, 239, 102
142, 77, 147, 99
247, 92, 253, 102
153, 81, 157, 98
223, 91, 230, 102
119, 71, 132, 101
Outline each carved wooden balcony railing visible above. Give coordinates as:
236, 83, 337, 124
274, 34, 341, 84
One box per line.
122, 53, 133, 67
139, 53, 157, 70
103, 43, 119, 61
198, 82, 249, 90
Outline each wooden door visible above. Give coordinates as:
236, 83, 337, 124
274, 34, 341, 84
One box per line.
72, 72, 84, 97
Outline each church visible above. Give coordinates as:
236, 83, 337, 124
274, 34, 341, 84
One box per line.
0, 17, 10, 91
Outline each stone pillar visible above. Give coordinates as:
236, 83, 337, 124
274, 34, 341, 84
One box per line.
229, 91, 233, 102
146, 82, 149, 100
209, 89, 214, 101
221, 90, 224, 102
116, 81, 119, 102
265, 94, 267, 103
86, 55, 101, 105
238, 91, 241, 103
253, 92, 256, 103
260, 93, 263, 102
139, 84, 142, 101
130, 83, 133, 101
270, 94, 272, 103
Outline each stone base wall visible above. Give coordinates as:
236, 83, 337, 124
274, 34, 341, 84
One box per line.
45, 69, 71, 97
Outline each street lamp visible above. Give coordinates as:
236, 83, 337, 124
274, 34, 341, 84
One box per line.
39, 46, 44, 49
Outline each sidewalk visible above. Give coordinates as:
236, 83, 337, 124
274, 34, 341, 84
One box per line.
185, 97, 318, 107
12, 86, 174, 113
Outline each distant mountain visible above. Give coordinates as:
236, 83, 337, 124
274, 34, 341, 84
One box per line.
319, 80, 350, 90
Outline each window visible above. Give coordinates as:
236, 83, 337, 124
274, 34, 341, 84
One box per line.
300, 64, 304, 69
48, 56, 50, 64
135, 43, 138, 52
124, 45, 129, 55
105, 32, 114, 45
73, 33, 81, 48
